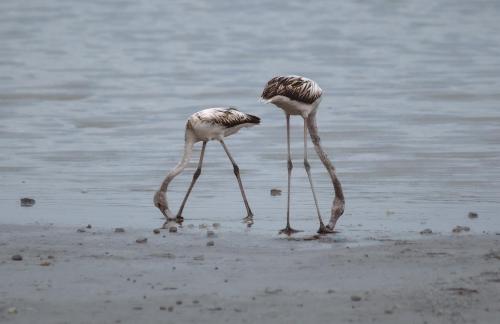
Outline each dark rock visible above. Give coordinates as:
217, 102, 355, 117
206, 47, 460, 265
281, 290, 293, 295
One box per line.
176, 300, 182, 305
76, 228, 86, 233
20, 197, 35, 207
86, 224, 92, 229
153, 229, 161, 234
270, 188, 282, 196
452, 226, 470, 233
11, 254, 23, 261
136, 238, 148, 244
212, 223, 221, 229
114, 228, 125, 233
169, 227, 177, 233
207, 241, 215, 247
351, 295, 362, 302
468, 212, 478, 219
420, 228, 433, 235
207, 230, 215, 238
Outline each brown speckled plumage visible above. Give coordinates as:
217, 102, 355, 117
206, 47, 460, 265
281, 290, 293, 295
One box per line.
261, 75, 322, 104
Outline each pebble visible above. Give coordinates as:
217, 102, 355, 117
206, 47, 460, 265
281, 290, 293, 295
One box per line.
114, 228, 125, 233
207, 230, 215, 238
270, 188, 282, 196
193, 255, 204, 261
40, 261, 51, 266
420, 228, 433, 235
169, 227, 177, 233
11, 255, 23, 261
468, 212, 478, 219
167, 306, 174, 312
199, 224, 208, 229
86, 224, 92, 229
176, 300, 182, 305
212, 223, 221, 229
187, 224, 195, 229
159, 306, 167, 311
452, 226, 470, 233
153, 229, 161, 234
76, 228, 86, 233
207, 240, 215, 247
351, 295, 362, 302
20, 197, 35, 207
7, 307, 17, 314
136, 238, 148, 244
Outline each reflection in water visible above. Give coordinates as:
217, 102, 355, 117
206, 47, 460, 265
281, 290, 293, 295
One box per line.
0, 0, 499, 239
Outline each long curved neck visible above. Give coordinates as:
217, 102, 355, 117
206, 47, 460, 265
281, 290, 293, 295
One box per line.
158, 130, 195, 216
306, 111, 345, 226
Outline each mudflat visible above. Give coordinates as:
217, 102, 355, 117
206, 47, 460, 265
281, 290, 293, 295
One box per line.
1, 224, 500, 324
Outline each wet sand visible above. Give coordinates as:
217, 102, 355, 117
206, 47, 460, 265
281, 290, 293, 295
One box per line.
1, 224, 500, 324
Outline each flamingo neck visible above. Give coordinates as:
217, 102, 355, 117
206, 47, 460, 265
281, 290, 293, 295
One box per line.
159, 131, 195, 193
306, 111, 345, 224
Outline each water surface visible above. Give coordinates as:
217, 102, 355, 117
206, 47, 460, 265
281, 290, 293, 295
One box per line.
1, 0, 500, 240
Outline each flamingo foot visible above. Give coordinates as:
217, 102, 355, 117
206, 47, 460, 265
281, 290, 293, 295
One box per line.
317, 223, 335, 234
279, 226, 302, 236
242, 215, 254, 227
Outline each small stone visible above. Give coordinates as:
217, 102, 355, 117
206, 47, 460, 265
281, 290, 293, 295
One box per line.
7, 307, 17, 314
86, 224, 92, 229
351, 295, 362, 302
47, 255, 54, 259
169, 227, 177, 233
167, 306, 174, 312
20, 197, 35, 207
327, 289, 335, 294
199, 224, 208, 229
452, 226, 470, 233
468, 212, 478, 219
81, 189, 88, 194
176, 300, 182, 305
132, 306, 142, 310
40, 261, 51, 266
212, 223, 221, 229
114, 228, 125, 233
136, 237, 148, 244
187, 224, 195, 229
270, 188, 282, 196
193, 255, 204, 261
153, 229, 161, 234
420, 228, 433, 235
193, 300, 199, 304
11, 255, 22, 261
384, 309, 393, 314
159, 306, 167, 310
207, 230, 215, 238
207, 241, 215, 247
77, 228, 86, 233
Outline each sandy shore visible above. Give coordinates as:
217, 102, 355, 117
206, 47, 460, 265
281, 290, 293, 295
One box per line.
1, 224, 500, 324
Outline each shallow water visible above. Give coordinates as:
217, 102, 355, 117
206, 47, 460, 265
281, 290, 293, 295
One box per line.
1, 0, 500, 239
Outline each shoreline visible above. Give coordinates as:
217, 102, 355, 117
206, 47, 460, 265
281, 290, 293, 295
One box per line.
1, 223, 500, 323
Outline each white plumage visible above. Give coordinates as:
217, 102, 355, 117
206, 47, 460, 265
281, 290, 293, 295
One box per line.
154, 107, 259, 228
261, 75, 345, 235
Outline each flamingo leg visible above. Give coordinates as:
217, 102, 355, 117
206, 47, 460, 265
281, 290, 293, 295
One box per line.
279, 114, 301, 235
176, 141, 207, 223
303, 118, 332, 234
219, 140, 254, 226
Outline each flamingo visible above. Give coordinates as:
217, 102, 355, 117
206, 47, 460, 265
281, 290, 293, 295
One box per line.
154, 107, 260, 228
261, 75, 345, 235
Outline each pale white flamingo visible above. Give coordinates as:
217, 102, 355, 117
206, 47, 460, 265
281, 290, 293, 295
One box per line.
261, 75, 345, 235
154, 107, 260, 228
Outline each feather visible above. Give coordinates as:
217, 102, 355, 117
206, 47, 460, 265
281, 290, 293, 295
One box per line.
192, 107, 260, 128
261, 75, 322, 104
